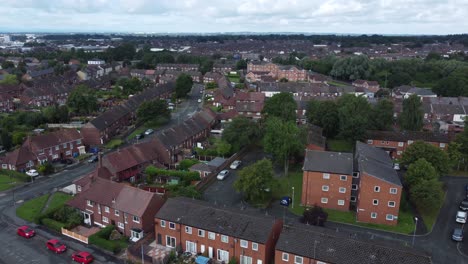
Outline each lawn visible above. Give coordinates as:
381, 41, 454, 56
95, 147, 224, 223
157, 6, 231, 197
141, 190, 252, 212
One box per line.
328, 80, 349, 87
0, 170, 30, 191
327, 139, 354, 152
105, 139, 123, 149
46, 192, 73, 213
419, 191, 445, 231
227, 73, 240, 83
126, 127, 147, 141
16, 194, 50, 222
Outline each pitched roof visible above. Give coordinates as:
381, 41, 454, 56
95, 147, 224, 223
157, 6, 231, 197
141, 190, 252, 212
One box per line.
366, 130, 450, 143
355, 142, 402, 186
29, 129, 82, 151
303, 150, 353, 175
102, 141, 160, 174
2, 145, 35, 166
276, 224, 431, 264
155, 197, 279, 243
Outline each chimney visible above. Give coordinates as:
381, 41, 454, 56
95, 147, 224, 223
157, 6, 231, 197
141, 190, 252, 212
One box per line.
98, 152, 103, 168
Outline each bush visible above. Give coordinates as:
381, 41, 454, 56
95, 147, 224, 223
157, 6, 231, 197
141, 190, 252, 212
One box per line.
89, 225, 127, 254
178, 159, 200, 171
42, 218, 65, 233
37, 162, 54, 175
144, 166, 201, 185
37, 205, 82, 229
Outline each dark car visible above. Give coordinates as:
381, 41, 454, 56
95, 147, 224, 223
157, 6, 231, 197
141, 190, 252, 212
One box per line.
452, 228, 464, 242
135, 133, 144, 140
87, 155, 98, 163
460, 199, 468, 211
17, 225, 35, 238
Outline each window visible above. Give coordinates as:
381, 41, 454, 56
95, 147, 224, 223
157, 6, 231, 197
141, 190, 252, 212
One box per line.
63, 143, 67, 149
103, 216, 109, 223
240, 239, 248, 248
380, 140, 385, 144
186, 241, 197, 254
353, 172, 360, 178
65, 150, 71, 156
339, 187, 346, 193
374, 186, 380, 192
217, 249, 229, 262
185, 226, 192, 234
386, 214, 394, 221
166, 236, 176, 248
408, 140, 414, 145
118, 222, 124, 229
169, 222, 175, 230
115, 210, 119, 216
321, 198, 328, 204
440, 143, 446, 148
104, 206, 109, 213
294, 256, 303, 264
350, 196, 357, 202
282, 253, 289, 261
160, 220, 166, 228
371, 212, 377, 219
55, 145, 59, 151
198, 229, 205, 237
390, 188, 398, 194
340, 175, 347, 181
77, 139, 81, 145
208, 232, 215, 240
124, 213, 128, 223
398, 142, 404, 147
352, 184, 358, 190
252, 242, 258, 251
87, 200, 93, 207
388, 201, 396, 207
397, 151, 402, 155
338, 200, 345, 206
373, 199, 379, 205
367, 140, 373, 144
221, 235, 228, 243
322, 185, 329, 191
322, 173, 330, 179
133, 216, 140, 223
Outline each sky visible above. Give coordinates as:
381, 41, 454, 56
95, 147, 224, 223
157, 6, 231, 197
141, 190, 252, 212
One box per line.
0, 0, 467, 35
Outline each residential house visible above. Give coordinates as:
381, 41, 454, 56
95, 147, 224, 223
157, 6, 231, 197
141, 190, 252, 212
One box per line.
22, 67, 55, 81
67, 177, 165, 241
234, 91, 265, 119
1, 129, 84, 171
189, 157, 226, 178
213, 62, 235, 73
0, 93, 15, 112
365, 130, 450, 159
246, 62, 307, 82
203, 72, 223, 84
352, 79, 380, 93
154, 197, 283, 264
20, 77, 75, 107
87, 58, 105, 65
156, 64, 199, 72
275, 224, 432, 264
308, 74, 328, 84
423, 97, 468, 123
302, 150, 354, 211
354, 142, 402, 226
185, 71, 203, 83
130, 69, 164, 82
247, 62, 278, 73
245, 71, 274, 83
393, 85, 437, 99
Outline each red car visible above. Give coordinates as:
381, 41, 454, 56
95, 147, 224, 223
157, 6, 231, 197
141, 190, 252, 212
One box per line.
72, 251, 94, 264
17, 225, 35, 238
46, 239, 67, 253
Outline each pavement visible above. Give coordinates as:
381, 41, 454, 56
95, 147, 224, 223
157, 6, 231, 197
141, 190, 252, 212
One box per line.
202, 147, 468, 264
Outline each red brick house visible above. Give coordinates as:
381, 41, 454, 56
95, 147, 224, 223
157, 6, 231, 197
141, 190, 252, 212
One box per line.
365, 130, 450, 159
67, 177, 165, 241
156, 64, 199, 72
275, 224, 431, 264
1, 129, 84, 171
302, 150, 354, 211
246, 62, 307, 82
352, 79, 380, 93
154, 197, 283, 264
354, 142, 402, 226
203, 72, 223, 84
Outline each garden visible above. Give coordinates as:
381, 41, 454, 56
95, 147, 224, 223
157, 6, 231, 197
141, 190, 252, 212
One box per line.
89, 225, 128, 254
144, 166, 202, 199
0, 169, 30, 191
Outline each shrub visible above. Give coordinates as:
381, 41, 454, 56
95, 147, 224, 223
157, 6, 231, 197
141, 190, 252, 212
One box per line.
37, 162, 54, 175
42, 218, 65, 233
178, 159, 200, 171
89, 225, 127, 254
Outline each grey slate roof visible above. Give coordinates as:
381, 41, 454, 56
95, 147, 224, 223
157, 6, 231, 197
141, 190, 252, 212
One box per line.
276, 224, 432, 264
303, 150, 353, 175
355, 142, 402, 186
366, 130, 450, 143
155, 197, 279, 244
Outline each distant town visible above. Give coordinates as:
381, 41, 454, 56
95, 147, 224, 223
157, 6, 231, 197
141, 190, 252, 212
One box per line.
0, 33, 467, 264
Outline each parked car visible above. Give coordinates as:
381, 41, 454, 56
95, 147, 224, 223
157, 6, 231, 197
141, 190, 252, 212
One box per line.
144, 129, 154, 135
87, 155, 98, 163
17, 225, 35, 238
217, 170, 230, 180
230, 160, 242, 170
135, 133, 144, 140
26, 169, 39, 177
72, 251, 94, 264
60, 158, 73, 165
46, 239, 67, 253
460, 199, 468, 211
393, 163, 400, 171
452, 228, 464, 242
456, 211, 467, 223
197, 99, 202, 103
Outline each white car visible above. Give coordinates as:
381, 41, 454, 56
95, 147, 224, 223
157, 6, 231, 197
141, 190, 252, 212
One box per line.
197, 99, 202, 103
456, 211, 467, 223
393, 163, 400, 171
217, 170, 230, 180
230, 160, 242, 170
144, 129, 154, 135
26, 169, 39, 177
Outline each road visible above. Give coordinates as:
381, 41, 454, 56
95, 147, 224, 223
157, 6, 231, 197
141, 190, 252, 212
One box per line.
202, 148, 468, 264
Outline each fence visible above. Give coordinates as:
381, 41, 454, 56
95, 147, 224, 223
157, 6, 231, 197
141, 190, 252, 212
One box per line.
61, 227, 88, 244
126, 232, 161, 264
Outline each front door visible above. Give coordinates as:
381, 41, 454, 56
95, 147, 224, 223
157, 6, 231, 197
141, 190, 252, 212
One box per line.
83, 212, 91, 225
157, 234, 162, 244
208, 247, 213, 258
200, 245, 205, 254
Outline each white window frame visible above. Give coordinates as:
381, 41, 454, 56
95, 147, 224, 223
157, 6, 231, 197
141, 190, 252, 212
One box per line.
388, 201, 396, 207
397, 151, 402, 155
371, 212, 377, 219
373, 199, 379, 205
294, 256, 303, 264
185, 226, 192, 234
398, 142, 404, 147
133, 215, 140, 223
97, 205, 101, 214
252, 242, 258, 251
322, 173, 330, 179
408, 140, 414, 145
217, 249, 229, 262
386, 214, 394, 221
115, 209, 119, 216
338, 200, 345, 206
240, 239, 248, 248
87, 200, 93, 207
282, 253, 289, 261
440, 143, 446, 148
102, 216, 109, 223
160, 220, 166, 228
118, 222, 124, 229
198, 229, 205, 237
390, 188, 398, 194
221, 235, 229, 243
105, 206, 109, 213
352, 184, 358, 190
339, 187, 346, 193
321, 198, 328, 204
166, 236, 176, 248
208, 232, 215, 240
322, 185, 329, 191
374, 186, 380, 192
169, 222, 175, 230
340, 175, 347, 181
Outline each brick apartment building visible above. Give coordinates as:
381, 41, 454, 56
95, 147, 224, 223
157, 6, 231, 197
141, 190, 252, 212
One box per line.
365, 130, 450, 159
154, 197, 283, 264
302, 150, 354, 211
247, 62, 307, 82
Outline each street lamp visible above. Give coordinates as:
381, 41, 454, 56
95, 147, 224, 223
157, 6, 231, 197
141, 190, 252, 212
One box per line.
412, 217, 418, 247
291, 187, 295, 209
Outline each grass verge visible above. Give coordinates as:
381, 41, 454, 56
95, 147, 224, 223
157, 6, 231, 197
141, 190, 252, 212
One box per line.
105, 139, 123, 149
46, 192, 73, 213
0, 170, 30, 191
16, 194, 50, 222
327, 139, 354, 152
328, 80, 349, 87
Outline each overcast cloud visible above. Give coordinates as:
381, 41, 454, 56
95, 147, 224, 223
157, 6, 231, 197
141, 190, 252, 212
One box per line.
0, 0, 466, 34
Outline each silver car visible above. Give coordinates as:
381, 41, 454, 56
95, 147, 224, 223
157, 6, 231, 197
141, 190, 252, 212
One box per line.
217, 170, 230, 180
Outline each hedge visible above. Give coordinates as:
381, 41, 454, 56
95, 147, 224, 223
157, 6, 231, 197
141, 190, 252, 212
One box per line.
42, 218, 66, 233
145, 167, 201, 185
89, 225, 127, 254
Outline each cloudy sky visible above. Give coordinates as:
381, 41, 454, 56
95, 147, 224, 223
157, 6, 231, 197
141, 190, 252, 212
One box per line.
0, 0, 467, 34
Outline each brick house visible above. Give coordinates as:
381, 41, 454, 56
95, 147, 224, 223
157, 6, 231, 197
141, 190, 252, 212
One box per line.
156, 64, 199, 72
352, 79, 380, 93
0, 93, 15, 112
154, 197, 283, 264
354, 142, 402, 226
212, 62, 235, 73
302, 150, 354, 211
275, 224, 432, 264
1, 129, 84, 171
203, 72, 223, 84
67, 177, 165, 241
245, 71, 274, 83
247, 62, 278, 73
365, 130, 450, 159
246, 62, 307, 82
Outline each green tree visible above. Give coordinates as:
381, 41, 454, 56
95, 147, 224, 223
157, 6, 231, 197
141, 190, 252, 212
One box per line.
401, 141, 450, 174
233, 159, 276, 203
0, 74, 19, 85
399, 94, 423, 131
67, 85, 98, 115
43, 105, 69, 123
262, 92, 297, 122
330, 55, 371, 80
0, 131, 12, 150
263, 117, 305, 176
1, 61, 15, 69
214, 139, 231, 158
410, 179, 443, 213
369, 99, 394, 130
447, 141, 464, 171
306, 100, 339, 138
337, 94, 371, 141
454, 119, 468, 170
236, 59, 247, 70
222, 117, 260, 152
175, 74, 193, 98
136, 99, 170, 124
404, 158, 439, 188
12, 131, 26, 146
